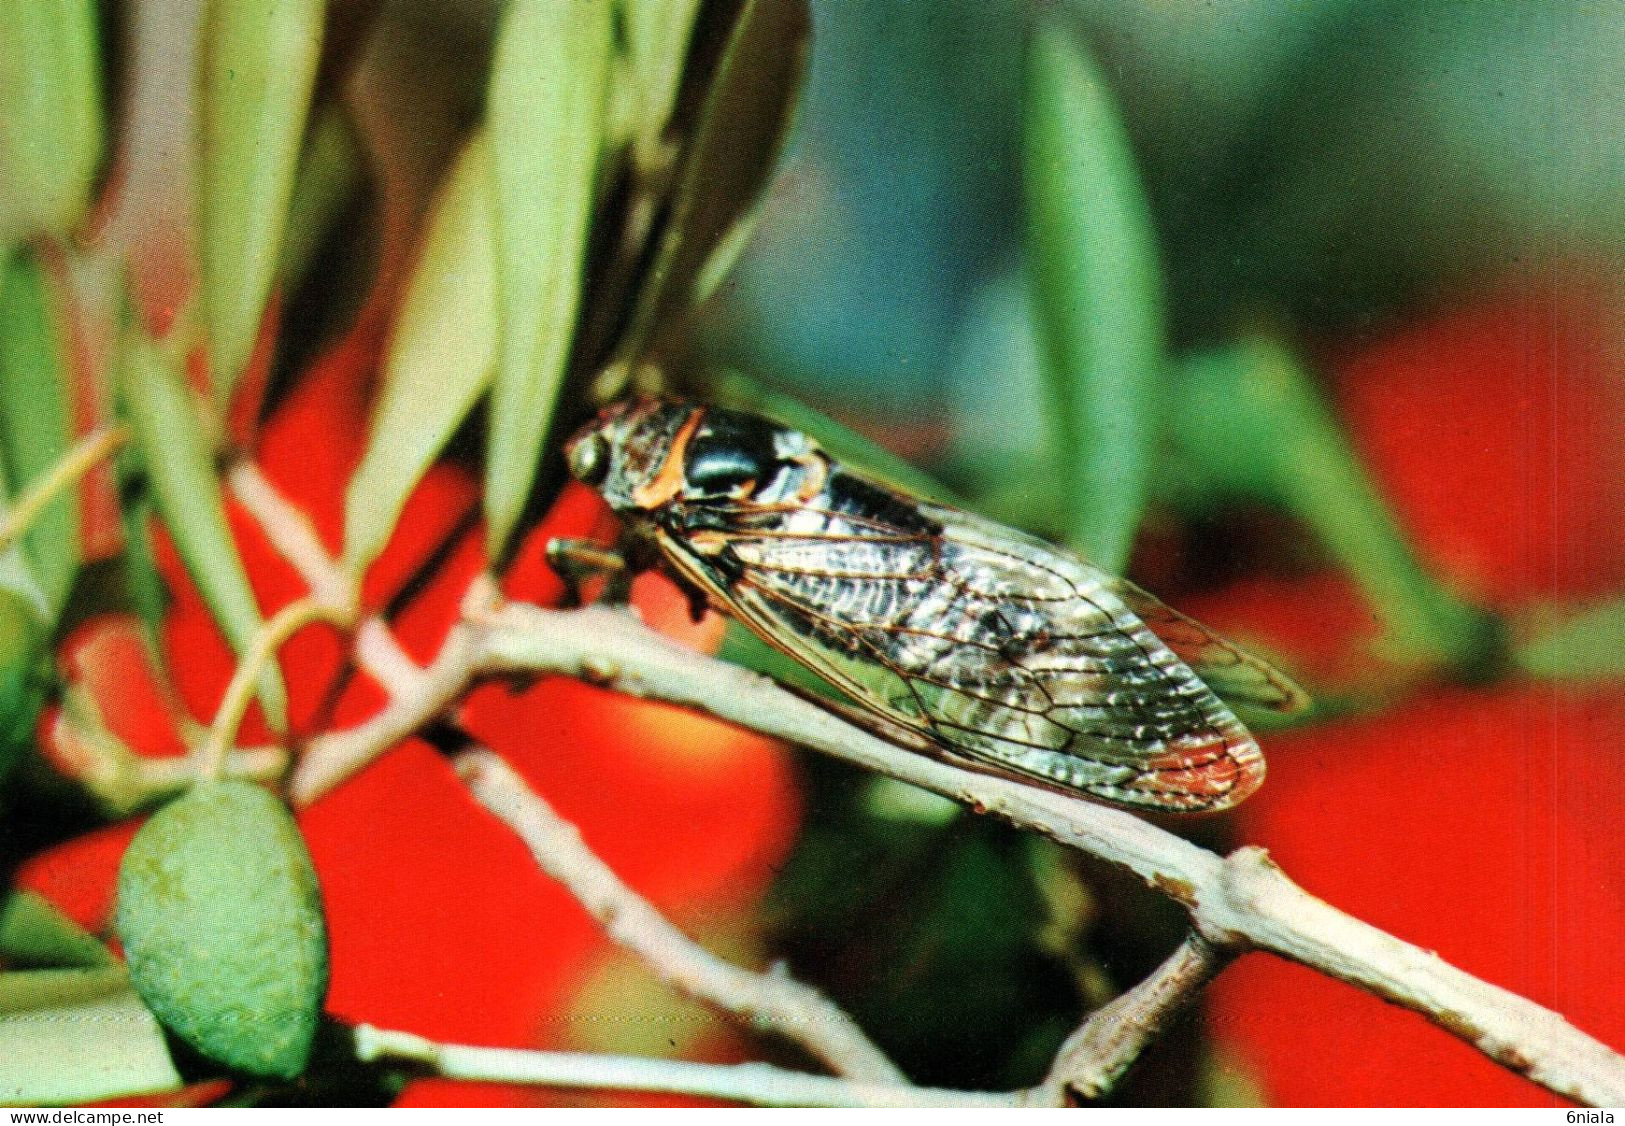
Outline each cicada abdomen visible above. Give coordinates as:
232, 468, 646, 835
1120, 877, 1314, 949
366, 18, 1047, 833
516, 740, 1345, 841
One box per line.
564, 397, 1308, 813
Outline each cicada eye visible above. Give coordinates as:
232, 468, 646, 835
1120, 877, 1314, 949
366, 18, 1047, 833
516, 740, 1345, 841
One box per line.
685, 411, 781, 498
568, 432, 611, 487
687, 445, 767, 495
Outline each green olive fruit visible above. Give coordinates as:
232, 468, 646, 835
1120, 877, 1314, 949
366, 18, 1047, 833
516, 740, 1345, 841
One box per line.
115, 780, 327, 1078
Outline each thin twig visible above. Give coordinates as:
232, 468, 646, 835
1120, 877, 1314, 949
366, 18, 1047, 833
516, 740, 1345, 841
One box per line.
227, 461, 428, 698
353, 616, 427, 697
226, 463, 354, 609
47, 707, 286, 816
354, 1024, 1011, 1108
453, 747, 906, 1085
193, 596, 348, 781
1032, 932, 1229, 1104
0, 424, 128, 555
291, 621, 479, 803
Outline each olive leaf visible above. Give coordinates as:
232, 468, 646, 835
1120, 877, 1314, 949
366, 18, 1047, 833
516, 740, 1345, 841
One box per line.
0, 982, 181, 1105
618, 0, 811, 361
0, 890, 117, 970
484, 0, 614, 560
1172, 337, 1492, 668
1517, 598, 1625, 681
623, 0, 706, 153
198, 0, 326, 407
118, 322, 288, 732
1024, 20, 1164, 575
0, 0, 103, 243
343, 133, 497, 576
0, 251, 80, 613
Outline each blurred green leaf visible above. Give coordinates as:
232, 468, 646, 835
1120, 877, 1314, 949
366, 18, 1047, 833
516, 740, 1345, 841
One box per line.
484, 0, 613, 561
198, 0, 326, 407
1517, 598, 1625, 681
0, 967, 128, 1013
622, 0, 811, 356
0, 430, 48, 622
717, 619, 848, 703
1172, 338, 1491, 668
0, 890, 116, 969
344, 134, 497, 575
623, 0, 705, 151
1163, 347, 1276, 502
0, 0, 103, 243
116, 781, 328, 1080
278, 103, 363, 295
0, 252, 80, 613
944, 272, 1065, 532
118, 323, 287, 732
116, 474, 170, 660
861, 777, 962, 826
0, 586, 46, 788
1023, 20, 1164, 574
711, 369, 957, 504
0, 986, 181, 1106
775, 818, 1067, 1090
0, 546, 43, 625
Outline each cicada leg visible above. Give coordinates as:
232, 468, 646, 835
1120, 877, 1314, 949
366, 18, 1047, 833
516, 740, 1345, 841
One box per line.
545, 537, 632, 607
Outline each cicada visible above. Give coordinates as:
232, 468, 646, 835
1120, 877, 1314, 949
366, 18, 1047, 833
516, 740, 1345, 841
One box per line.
562, 398, 1308, 812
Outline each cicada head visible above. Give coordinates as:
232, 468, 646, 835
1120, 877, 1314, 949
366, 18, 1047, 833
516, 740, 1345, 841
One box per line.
563, 398, 689, 512
565, 397, 827, 514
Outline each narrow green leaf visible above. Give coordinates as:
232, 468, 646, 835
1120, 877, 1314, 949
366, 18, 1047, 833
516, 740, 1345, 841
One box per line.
0, 251, 80, 612
623, 0, 705, 150
717, 620, 848, 704
1023, 20, 1164, 574
1163, 346, 1279, 503
0, 890, 117, 969
0, 0, 103, 242
344, 134, 497, 574
944, 271, 1065, 532
0, 586, 47, 787
0, 443, 49, 619
621, 0, 811, 356
710, 370, 958, 504
0, 968, 128, 1013
116, 781, 327, 1080
198, 0, 326, 406
1172, 338, 1492, 669
1517, 597, 1625, 681
0, 987, 181, 1106
117, 475, 170, 659
118, 324, 287, 731
484, 0, 614, 560
277, 103, 363, 295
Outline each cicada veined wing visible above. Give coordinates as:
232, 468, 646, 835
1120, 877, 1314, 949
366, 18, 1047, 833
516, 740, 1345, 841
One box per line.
563, 397, 1309, 813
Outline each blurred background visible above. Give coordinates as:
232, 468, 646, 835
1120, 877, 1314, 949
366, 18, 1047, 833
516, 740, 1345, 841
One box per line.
0, 0, 1621, 1109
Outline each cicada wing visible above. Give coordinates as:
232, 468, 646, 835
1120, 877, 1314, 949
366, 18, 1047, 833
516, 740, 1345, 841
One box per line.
920, 507, 1268, 810
666, 494, 1267, 811
1110, 580, 1310, 714
652, 525, 944, 738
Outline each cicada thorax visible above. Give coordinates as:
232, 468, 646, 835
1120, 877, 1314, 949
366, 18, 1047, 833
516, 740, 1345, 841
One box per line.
564, 397, 1305, 813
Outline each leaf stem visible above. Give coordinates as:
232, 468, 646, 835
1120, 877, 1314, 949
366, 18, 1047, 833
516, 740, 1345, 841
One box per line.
0, 424, 127, 557
193, 596, 347, 782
